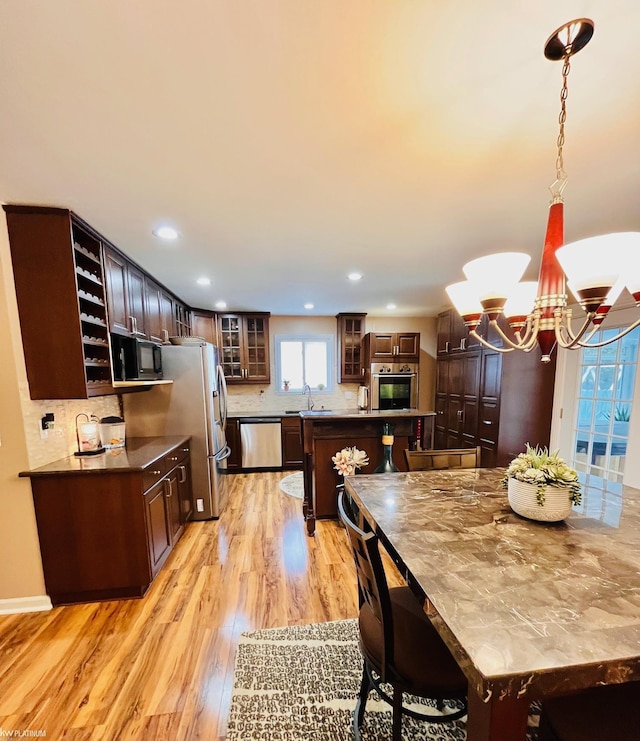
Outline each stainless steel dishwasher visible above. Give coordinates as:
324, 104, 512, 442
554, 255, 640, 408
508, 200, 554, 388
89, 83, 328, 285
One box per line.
240, 418, 283, 469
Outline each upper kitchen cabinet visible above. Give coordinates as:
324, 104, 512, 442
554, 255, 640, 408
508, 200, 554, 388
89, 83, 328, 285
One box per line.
336, 313, 367, 382
363, 332, 420, 362
174, 302, 192, 338
4, 205, 116, 399
104, 246, 147, 339
218, 313, 270, 383
436, 309, 482, 355
191, 310, 217, 344
145, 278, 175, 343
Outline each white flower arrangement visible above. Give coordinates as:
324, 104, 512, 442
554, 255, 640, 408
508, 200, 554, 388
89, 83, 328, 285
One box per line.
503, 443, 582, 506
332, 446, 369, 476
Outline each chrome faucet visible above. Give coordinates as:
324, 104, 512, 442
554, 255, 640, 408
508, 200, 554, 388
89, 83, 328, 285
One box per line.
303, 384, 315, 410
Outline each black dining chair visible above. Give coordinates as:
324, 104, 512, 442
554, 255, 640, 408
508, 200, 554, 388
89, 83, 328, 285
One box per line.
538, 681, 640, 741
337, 491, 467, 740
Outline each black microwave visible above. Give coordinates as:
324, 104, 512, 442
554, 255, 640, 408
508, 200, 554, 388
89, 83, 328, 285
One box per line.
112, 335, 163, 381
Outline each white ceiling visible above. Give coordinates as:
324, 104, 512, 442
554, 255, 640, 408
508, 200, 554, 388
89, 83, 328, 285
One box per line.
1, 1, 639, 317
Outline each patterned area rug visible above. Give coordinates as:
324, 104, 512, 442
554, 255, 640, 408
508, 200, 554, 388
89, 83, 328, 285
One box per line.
279, 471, 304, 499
226, 619, 540, 740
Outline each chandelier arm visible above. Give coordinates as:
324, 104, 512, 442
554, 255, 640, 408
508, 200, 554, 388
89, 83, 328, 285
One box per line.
512, 313, 542, 350
554, 310, 597, 348
573, 319, 640, 349
468, 330, 515, 354
490, 316, 541, 351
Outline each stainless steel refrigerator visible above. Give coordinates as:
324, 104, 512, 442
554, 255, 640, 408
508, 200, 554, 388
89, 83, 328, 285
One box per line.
123, 342, 231, 519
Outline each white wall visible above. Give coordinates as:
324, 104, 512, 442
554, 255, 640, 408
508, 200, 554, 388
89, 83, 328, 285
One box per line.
551, 304, 640, 487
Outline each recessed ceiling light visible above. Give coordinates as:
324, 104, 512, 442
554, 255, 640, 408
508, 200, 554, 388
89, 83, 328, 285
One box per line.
386, 303, 397, 310
348, 272, 363, 281
153, 225, 180, 240
304, 303, 314, 310
215, 300, 227, 310
196, 277, 211, 286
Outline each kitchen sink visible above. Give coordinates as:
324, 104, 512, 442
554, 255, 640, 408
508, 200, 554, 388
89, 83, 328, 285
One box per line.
284, 410, 302, 415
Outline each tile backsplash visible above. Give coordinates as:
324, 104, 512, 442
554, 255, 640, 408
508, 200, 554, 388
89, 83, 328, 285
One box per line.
20, 379, 121, 469
226, 382, 361, 414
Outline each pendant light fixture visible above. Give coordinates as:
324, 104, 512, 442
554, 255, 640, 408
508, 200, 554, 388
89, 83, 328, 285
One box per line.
445, 19, 640, 362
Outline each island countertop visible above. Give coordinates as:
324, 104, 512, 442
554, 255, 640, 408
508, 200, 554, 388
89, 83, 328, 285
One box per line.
20, 436, 191, 477
300, 410, 434, 534
227, 409, 434, 419
299, 409, 433, 420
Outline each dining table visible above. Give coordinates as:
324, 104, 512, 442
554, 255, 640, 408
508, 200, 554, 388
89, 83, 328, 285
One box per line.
343, 467, 640, 741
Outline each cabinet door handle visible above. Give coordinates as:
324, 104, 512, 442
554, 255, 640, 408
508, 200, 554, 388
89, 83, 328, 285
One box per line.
168, 455, 178, 462
151, 469, 162, 476
482, 420, 492, 425
165, 480, 173, 498
182, 447, 189, 453
459, 338, 466, 351
129, 315, 136, 334
162, 329, 169, 342
445, 341, 450, 353
179, 465, 187, 483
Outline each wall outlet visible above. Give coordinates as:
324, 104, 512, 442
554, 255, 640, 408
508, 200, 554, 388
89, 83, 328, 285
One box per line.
196, 498, 204, 512
345, 391, 353, 400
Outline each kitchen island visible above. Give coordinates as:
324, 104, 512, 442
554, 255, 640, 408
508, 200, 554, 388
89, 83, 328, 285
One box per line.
20, 436, 192, 605
300, 409, 434, 535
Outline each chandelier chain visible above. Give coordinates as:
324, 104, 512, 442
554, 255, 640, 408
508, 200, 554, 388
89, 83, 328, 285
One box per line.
555, 56, 571, 182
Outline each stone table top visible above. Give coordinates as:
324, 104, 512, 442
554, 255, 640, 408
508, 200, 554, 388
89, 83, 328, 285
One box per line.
344, 468, 640, 706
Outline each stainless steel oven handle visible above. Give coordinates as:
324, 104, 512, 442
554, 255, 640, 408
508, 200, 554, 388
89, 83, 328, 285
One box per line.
372, 373, 418, 378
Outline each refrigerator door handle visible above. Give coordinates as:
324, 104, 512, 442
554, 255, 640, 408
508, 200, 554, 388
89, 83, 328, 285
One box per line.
215, 445, 231, 461
216, 364, 228, 430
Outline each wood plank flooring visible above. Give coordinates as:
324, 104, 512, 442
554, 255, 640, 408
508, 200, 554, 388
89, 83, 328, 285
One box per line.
0, 472, 400, 740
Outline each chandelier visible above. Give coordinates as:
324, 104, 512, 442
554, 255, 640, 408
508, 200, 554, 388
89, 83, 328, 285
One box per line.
445, 19, 640, 363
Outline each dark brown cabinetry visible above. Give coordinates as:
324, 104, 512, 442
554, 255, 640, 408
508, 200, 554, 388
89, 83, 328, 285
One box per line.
225, 418, 242, 471
436, 352, 482, 450
25, 438, 192, 605
281, 416, 303, 468
4, 206, 117, 399
175, 303, 192, 338
218, 313, 270, 383
145, 477, 172, 574
336, 313, 367, 382
436, 310, 482, 355
435, 309, 555, 467
364, 332, 420, 362
191, 310, 218, 344
104, 245, 148, 339
146, 279, 175, 343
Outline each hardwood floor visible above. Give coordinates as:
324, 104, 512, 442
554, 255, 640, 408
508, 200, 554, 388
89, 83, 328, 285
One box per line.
0, 472, 381, 740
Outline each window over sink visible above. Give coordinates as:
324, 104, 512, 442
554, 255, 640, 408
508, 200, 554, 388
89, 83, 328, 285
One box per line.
275, 335, 334, 393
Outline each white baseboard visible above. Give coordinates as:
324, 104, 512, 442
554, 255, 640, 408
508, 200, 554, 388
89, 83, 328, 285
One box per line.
0, 595, 52, 615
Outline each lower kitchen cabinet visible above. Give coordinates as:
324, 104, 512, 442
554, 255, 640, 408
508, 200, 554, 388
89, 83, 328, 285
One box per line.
226, 418, 242, 471
281, 416, 303, 468
145, 478, 172, 574
22, 437, 192, 605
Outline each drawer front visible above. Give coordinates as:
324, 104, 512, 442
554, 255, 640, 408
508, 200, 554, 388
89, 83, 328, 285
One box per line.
175, 443, 191, 466
142, 461, 166, 492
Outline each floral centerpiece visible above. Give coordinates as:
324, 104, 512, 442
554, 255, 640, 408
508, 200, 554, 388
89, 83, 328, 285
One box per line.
332, 446, 369, 476
503, 444, 581, 522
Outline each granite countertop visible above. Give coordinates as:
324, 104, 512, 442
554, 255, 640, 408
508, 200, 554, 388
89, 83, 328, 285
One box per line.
20, 436, 191, 477
345, 468, 640, 701
228, 409, 434, 419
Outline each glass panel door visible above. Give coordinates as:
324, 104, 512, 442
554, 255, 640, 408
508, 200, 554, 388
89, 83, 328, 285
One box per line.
572, 326, 640, 483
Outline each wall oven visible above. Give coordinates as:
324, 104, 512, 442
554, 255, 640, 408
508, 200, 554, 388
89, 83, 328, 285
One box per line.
370, 362, 419, 410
